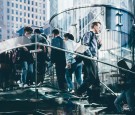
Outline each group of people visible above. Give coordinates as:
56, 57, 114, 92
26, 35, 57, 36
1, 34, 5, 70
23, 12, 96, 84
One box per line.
18, 27, 49, 87
18, 21, 102, 96
50, 22, 135, 114
51, 21, 102, 98
1, 21, 134, 114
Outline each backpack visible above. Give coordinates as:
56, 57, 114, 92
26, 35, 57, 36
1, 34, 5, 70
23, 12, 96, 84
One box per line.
82, 31, 94, 57
75, 31, 95, 63
82, 31, 94, 46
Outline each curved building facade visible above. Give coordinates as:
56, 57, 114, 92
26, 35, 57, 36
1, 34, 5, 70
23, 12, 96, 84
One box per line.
50, 0, 135, 71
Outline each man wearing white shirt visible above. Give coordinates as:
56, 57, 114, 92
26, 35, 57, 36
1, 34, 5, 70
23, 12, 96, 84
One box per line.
64, 33, 83, 93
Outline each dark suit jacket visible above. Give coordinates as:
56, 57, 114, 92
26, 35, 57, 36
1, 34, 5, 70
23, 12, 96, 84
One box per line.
51, 36, 66, 65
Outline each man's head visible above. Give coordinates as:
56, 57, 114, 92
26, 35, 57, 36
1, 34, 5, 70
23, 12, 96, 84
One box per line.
52, 29, 59, 38
24, 26, 33, 37
91, 22, 101, 34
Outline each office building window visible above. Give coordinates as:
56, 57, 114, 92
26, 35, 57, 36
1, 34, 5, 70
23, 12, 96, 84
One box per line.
12, 31, 14, 34
43, 4, 45, 8
20, 0, 22, 2
28, 7, 30, 11
20, 12, 22, 15
43, 17, 45, 20
16, 24, 18, 28
7, 22, 10, 27
16, 17, 18, 21
32, 1, 34, 5
7, 2, 10, 6
12, 16, 14, 21
43, 10, 45, 14
7, 8, 10, 13
12, 3, 14, 7
12, 23, 14, 28
36, 21, 37, 25
7, 30, 10, 34
7, 22, 10, 28
24, 0, 26, 3
20, 18, 22, 22
7, 36, 10, 39
32, 8, 34, 12
39, 3, 41, 7
24, 19, 26, 23
16, 11, 18, 15
28, 13, 30, 17
35, 9, 37, 12
16, 4, 18, 8
39, 9, 41, 14
32, 20, 34, 24
32, 14, 34, 18
12, 10, 14, 14
24, 6, 26, 10
7, 15, 10, 20
24, 12, 26, 16
0, 35, 2, 40
35, 2, 38, 6
28, 0, 30, 4
28, 19, 30, 24
20, 5, 22, 9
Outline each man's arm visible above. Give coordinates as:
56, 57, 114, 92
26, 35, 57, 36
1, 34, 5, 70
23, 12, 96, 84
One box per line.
82, 32, 93, 57
50, 38, 56, 63
97, 38, 102, 49
82, 32, 91, 46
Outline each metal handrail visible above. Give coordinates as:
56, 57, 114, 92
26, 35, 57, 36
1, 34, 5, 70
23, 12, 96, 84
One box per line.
1, 42, 134, 75
108, 50, 132, 63
1, 42, 134, 96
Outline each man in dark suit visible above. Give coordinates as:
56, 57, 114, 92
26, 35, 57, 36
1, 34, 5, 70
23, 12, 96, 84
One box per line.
76, 22, 102, 100
51, 29, 67, 91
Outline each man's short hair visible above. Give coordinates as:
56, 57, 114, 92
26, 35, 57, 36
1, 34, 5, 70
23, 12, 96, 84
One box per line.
52, 29, 59, 35
24, 26, 33, 34
64, 33, 74, 40
64, 33, 70, 38
34, 29, 41, 34
91, 22, 101, 29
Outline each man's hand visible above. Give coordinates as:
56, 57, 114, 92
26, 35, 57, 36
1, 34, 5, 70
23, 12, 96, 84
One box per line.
97, 38, 102, 49
97, 38, 102, 45
66, 62, 71, 69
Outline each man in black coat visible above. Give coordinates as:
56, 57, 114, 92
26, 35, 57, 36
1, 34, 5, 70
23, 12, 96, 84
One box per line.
51, 29, 67, 91
76, 22, 102, 99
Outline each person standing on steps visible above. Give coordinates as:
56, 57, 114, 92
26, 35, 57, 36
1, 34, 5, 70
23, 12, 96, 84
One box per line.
76, 22, 102, 101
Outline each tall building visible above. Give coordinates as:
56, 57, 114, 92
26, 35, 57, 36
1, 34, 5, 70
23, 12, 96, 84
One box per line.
49, 0, 135, 71
0, 0, 48, 41
49, 0, 58, 30
50, 0, 58, 17
72, 0, 135, 69
49, 0, 73, 36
